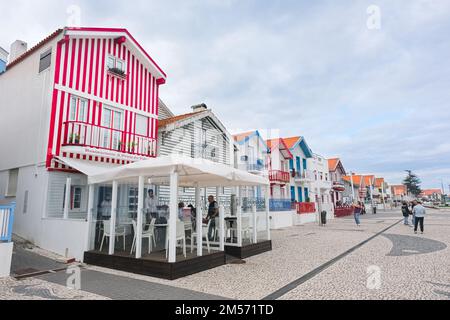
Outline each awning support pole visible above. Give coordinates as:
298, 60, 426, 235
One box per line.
219, 205, 225, 251
237, 187, 242, 247
168, 171, 178, 263
265, 185, 271, 241
84, 184, 95, 255
195, 183, 203, 256
109, 180, 118, 255
136, 176, 144, 259
252, 203, 257, 244
63, 177, 71, 219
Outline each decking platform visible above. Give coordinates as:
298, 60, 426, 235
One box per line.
224, 240, 272, 259
84, 249, 226, 280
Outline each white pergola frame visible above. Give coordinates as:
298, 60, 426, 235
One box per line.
62, 155, 270, 263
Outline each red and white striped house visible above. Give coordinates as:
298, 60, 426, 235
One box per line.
0, 27, 166, 260
45, 27, 166, 169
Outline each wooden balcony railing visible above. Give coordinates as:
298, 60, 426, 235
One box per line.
269, 170, 290, 183
62, 121, 156, 158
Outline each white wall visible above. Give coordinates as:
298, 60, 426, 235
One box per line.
270, 211, 294, 229
13, 165, 49, 244
40, 219, 88, 261
0, 242, 13, 277
0, 37, 57, 171
0, 170, 9, 200
12, 165, 88, 261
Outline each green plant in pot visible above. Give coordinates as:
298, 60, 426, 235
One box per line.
69, 133, 80, 144
127, 141, 137, 152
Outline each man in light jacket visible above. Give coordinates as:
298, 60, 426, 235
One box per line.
412, 201, 426, 234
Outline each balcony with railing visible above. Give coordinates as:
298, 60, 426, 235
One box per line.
269, 199, 292, 212
296, 202, 316, 214
62, 121, 157, 158
247, 161, 265, 173
293, 170, 314, 182
269, 170, 290, 184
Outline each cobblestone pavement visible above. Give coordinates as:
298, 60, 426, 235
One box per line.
3, 208, 448, 300
87, 209, 440, 300
0, 277, 108, 300
280, 209, 450, 300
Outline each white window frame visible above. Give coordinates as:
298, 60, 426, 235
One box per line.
135, 114, 149, 137
106, 54, 126, 73
69, 96, 88, 123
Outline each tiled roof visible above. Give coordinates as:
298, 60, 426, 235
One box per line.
391, 185, 407, 196
6, 29, 64, 72
363, 175, 375, 186
421, 189, 442, 196
233, 131, 255, 142
343, 175, 363, 186
375, 178, 385, 188
266, 138, 293, 159
158, 111, 207, 128
328, 158, 340, 171
282, 136, 301, 149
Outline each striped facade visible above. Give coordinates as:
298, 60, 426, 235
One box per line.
46, 28, 166, 170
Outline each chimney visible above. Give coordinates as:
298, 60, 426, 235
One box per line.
0, 47, 8, 73
191, 103, 208, 113
10, 40, 27, 63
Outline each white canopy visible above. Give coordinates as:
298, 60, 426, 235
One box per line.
87, 154, 269, 187
55, 156, 118, 176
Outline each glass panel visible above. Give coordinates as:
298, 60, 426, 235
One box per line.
135, 115, 148, 136
107, 56, 115, 69
69, 97, 77, 121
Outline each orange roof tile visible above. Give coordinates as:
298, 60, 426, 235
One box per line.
328, 158, 340, 171
421, 189, 442, 196
266, 138, 293, 159
282, 136, 301, 149
391, 185, 407, 196
363, 175, 375, 186
158, 111, 206, 128
375, 178, 385, 188
343, 175, 363, 186
233, 131, 255, 142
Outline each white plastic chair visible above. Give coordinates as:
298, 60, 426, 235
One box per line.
130, 219, 156, 255
166, 220, 187, 259
190, 220, 211, 253
99, 220, 126, 252
241, 215, 253, 244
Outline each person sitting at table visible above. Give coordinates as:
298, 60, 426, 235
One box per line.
178, 202, 185, 220
145, 189, 158, 221
206, 196, 219, 241
188, 204, 196, 231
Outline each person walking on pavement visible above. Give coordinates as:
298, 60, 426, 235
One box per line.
410, 200, 417, 228
401, 201, 411, 225
412, 200, 426, 234
354, 202, 362, 227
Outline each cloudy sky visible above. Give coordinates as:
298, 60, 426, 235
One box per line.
1, 0, 449, 189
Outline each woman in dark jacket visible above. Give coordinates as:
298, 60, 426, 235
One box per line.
401, 201, 410, 225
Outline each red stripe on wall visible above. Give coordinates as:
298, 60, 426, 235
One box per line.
83, 38, 89, 92
46, 41, 63, 168
94, 39, 100, 96
105, 39, 111, 100
99, 39, 106, 98
69, 39, 76, 88
76, 38, 83, 90
88, 38, 95, 94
